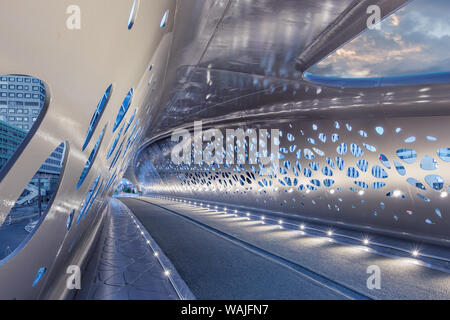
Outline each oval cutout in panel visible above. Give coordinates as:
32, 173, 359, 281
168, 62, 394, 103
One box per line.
113, 89, 133, 132
128, 0, 139, 30
375, 127, 384, 135
107, 123, 124, 160
394, 160, 406, 176
32, 267, 47, 287
379, 154, 391, 169
350, 144, 364, 157
304, 148, 315, 160
420, 155, 438, 171
347, 167, 359, 178
363, 143, 376, 152
373, 182, 386, 190
77, 125, 106, 189
396, 149, 417, 164
407, 177, 426, 191
0, 142, 67, 263
372, 165, 388, 179
425, 174, 444, 191
123, 109, 137, 136
77, 175, 102, 225
337, 143, 347, 156
82, 84, 112, 151
356, 160, 369, 172
437, 148, 450, 162
160, 9, 169, 28
66, 210, 75, 231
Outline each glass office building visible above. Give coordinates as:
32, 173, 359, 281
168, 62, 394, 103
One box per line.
0, 75, 45, 132
0, 117, 27, 169
0, 75, 64, 231
0, 74, 64, 174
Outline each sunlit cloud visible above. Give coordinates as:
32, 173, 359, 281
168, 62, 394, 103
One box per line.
390, 14, 400, 27
308, 0, 450, 78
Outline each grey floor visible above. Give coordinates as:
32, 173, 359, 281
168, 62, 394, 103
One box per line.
120, 198, 358, 299
76, 199, 178, 300
120, 197, 450, 300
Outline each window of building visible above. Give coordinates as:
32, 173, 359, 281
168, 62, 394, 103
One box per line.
0, 74, 47, 178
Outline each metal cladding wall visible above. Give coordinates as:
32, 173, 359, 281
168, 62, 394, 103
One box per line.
130, 0, 450, 248
135, 109, 450, 247
0, 0, 177, 299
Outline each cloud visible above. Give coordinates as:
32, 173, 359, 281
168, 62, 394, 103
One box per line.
390, 14, 400, 27
308, 0, 450, 78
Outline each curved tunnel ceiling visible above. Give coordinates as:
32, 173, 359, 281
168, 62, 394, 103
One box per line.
134, 0, 413, 148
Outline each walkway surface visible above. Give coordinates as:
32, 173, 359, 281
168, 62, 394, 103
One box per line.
119, 196, 450, 300
76, 199, 185, 300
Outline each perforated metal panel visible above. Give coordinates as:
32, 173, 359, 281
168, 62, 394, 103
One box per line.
135, 114, 450, 246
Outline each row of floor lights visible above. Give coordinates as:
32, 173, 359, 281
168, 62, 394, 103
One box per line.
127, 207, 171, 278
152, 195, 422, 259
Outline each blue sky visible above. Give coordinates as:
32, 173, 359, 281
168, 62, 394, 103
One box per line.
307, 0, 450, 78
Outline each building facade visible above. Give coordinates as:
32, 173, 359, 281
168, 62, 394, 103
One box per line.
0, 117, 27, 170
0, 75, 63, 205
0, 75, 64, 174
0, 75, 45, 132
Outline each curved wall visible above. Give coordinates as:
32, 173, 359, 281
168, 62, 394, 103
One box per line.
0, 0, 176, 299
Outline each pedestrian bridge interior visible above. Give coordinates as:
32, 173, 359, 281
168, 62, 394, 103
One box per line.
0, 0, 449, 300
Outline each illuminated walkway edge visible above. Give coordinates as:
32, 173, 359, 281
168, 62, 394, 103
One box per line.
76, 199, 194, 300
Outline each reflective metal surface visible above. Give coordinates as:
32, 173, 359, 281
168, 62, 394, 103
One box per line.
142, 0, 355, 140
136, 115, 450, 246
1, 0, 449, 300
133, 0, 450, 248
